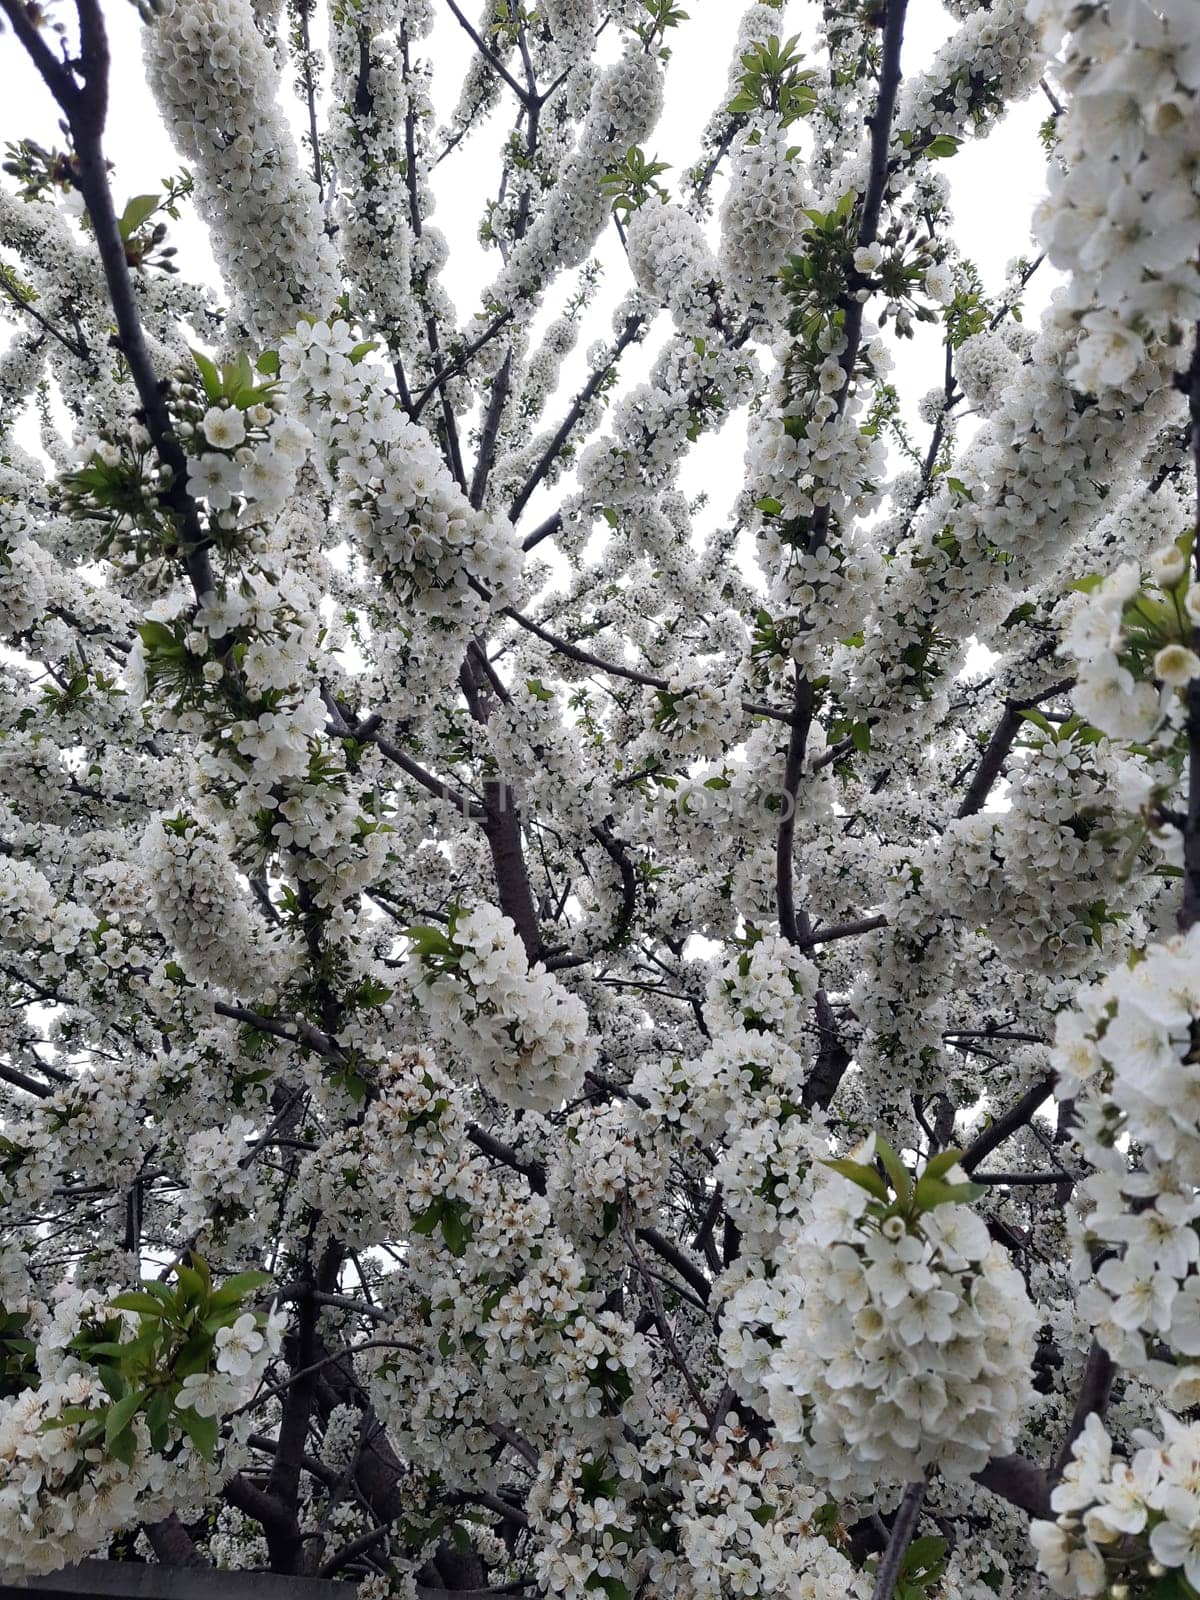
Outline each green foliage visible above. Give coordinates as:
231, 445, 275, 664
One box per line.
729, 35, 816, 127
190, 348, 279, 410
412, 1194, 474, 1257
823, 1139, 985, 1225
115, 173, 192, 271
51, 1255, 272, 1465
879, 1536, 950, 1600
136, 618, 200, 699
0, 1306, 37, 1400
945, 258, 990, 348
601, 146, 671, 217
635, 0, 688, 47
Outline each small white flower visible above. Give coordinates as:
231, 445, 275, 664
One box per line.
1150, 545, 1187, 586
1154, 645, 1200, 687
202, 406, 247, 450
214, 1312, 265, 1378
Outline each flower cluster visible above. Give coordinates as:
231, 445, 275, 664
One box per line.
0, 1368, 168, 1578
1060, 542, 1200, 743
0, 1269, 281, 1578
409, 906, 596, 1113
281, 318, 521, 616
720, 115, 807, 303
649, 671, 743, 761
928, 725, 1135, 975
143, 0, 338, 341
497, 47, 663, 309
1033, 1411, 1200, 1598
1034, 0, 1200, 390
1053, 926, 1200, 1396
625, 203, 720, 331
141, 814, 291, 999
722, 1144, 1036, 1495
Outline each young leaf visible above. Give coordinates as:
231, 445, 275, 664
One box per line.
177, 1404, 219, 1460
822, 1158, 889, 1202
119, 193, 160, 240
875, 1137, 912, 1204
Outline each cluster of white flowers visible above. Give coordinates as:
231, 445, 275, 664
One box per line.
955, 327, 1020, 413
650, 671, 743, 761
847, 860, 957, 1110
625, 204, 720, 332
294, 1050, 471, 1248
1033, 0, 1200, 390
0, 1284, 281, 1579
369, 1172, 654, 1496
0, 853, 94, 966
327, 0, 420, 359
722, 1146, 1037, 1495
281, 318, 521, 615
720, 116, 807, 303
0, 1368, 168, 1577
143, 0, 339, 341
1053, 926, 1200, 1397
664, 1431, 869, 1600
1032, 1411, 1200, 1597
929, 729, 1134, 975
141, 815, 291, 998
633, 937, 820, 1166
180, 1113, 273, 1240
0, 498, 49, 638
1060, 547, 1200, 743
410, 905, 596, 1113
547, 1106, 669, 1262
897, 0, 1040, 148
577, 334, 758, 517
497, 47, 663, 309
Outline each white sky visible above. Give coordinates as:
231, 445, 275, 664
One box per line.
0, 1, 1057, 537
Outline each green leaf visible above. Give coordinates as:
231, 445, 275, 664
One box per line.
440, 1202, 472, 1258
412, 1198, 443, 1236
119, 193, 160, 240
109, 1292, 168, 1317
137, 619, 183, 655
212, 1270, 273, 1303
407, 923, 456, 959
925, 135, 960, 159
146, 1388, 173, 1451
526, 679, 554, 702
191, 348, 222, 403
914, 1177, 985, 1210
174, 1263, 207, 1307
173, 1331, 214, 1379
97, 1364, 127, 1401
255, 349, 280, 377
822, 1158, 888, 1202
177, 1404, 218, 1460
920, 1147, 965, 1185
105, 1388, 143, 1451
875, 1137, 911, 1204
585, 1577, 630, 1600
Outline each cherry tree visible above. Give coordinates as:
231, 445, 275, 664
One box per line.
0, 0, 1198, 1594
